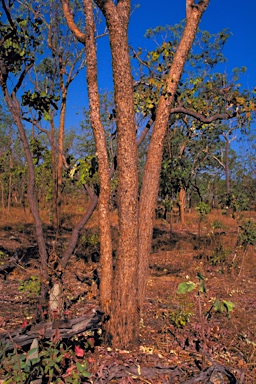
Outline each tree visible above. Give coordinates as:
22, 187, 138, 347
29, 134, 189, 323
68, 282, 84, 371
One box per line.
1, 0, 254, 350
133, 26, 255, 222
61, 0, 212, 348
0, 1, 49, 282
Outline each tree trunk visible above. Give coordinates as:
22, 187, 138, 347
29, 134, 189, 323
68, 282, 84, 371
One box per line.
62, 0, 210, 349
50, 119, 58, 230
225, 136, 230, 195
3, 91, 48, 282
98, 0, 140, 348
178, 188, 186, 224
7, 155, 12, 212
138, 2, 209, 309
83, 0, 113, 315
56, 91, 67, 236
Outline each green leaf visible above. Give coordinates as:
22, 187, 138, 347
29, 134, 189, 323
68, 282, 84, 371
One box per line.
199, 281, 206, 293
177, 281, 196, 294
43, 112, 51, 121
76, 361, 84, 373
197, 272, 205, 281
222, 300, 235, 313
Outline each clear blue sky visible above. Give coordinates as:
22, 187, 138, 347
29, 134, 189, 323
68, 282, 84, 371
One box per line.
66, 0, 256, 129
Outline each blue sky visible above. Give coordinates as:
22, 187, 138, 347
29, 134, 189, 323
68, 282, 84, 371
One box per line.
66, 0, 256, 130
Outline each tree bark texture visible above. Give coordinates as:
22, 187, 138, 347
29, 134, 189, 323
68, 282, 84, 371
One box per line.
62, 0, 210, 349
83, 0, 113, 314
178, 188, 186, 224
56, 92, 66, 235
95, 0, 140, 348
138, 1, 209, 307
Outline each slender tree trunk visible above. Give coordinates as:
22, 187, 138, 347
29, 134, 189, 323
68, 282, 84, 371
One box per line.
50, 119, 58, 230
138, 2, 209, 308
178, 188, 186, 224
83, 0, 113, 314
56, 92, 67, 236
7, 155, 12, 212
1, 180, 5, 212
3, 90, 48, 281
225, 136, 230, 194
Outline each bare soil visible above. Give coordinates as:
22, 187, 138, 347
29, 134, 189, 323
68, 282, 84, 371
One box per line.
0, 207, 256, 383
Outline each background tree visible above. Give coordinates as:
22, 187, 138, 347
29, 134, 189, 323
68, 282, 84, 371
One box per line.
0, 1, 49, 282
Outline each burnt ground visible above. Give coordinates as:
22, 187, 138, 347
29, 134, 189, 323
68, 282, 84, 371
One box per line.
0, 207, 256, 383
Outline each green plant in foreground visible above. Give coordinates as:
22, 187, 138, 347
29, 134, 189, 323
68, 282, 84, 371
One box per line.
2, 347, 40, 384
0, 250, 9, 260
176, 273, 235, 321
0, 341, 91, 383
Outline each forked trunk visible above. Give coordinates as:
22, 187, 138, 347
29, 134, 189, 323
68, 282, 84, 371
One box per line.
63, 0, 210, 349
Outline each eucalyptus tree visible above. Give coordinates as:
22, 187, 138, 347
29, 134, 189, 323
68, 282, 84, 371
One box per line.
133, 25, 255, 222
61, 0, 215, 348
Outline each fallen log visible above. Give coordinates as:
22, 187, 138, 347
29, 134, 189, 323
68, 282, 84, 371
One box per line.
0, 307, 103, 350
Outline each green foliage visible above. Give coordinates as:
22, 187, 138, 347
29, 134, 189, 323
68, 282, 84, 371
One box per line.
213, 299, 235, 318
177, 281, 196, 294
0, 341, 90, 383
0, 250, 9, 261
196, 202, 210, 219
21, 91, 59, 121
220, 192, 250, 214
0, 9, 42, 75
68, 155, 99, 192
80, 232, 100, 256
174, 273, 235, 329
169, 306, 194, 329
238, 219, 256, 249
209, 243, 230, 265
210, 219, 223, 231
18, 275, 41, 301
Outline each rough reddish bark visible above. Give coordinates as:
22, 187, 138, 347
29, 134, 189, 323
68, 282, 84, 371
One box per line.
94, 0, 139, 348
62, 0, 210, 349
138, 1, 209, 307
62, 0, 113, 313
83, 0, 113, 314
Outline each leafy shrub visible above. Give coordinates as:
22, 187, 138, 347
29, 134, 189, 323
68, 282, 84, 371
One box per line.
0, 341, 91, 383
238, 219, 256, 249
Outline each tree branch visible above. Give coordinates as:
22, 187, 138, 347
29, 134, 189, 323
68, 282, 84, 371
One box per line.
13, 61, 34, 95
61, 0, 86, 43
169, 106, 236, 123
